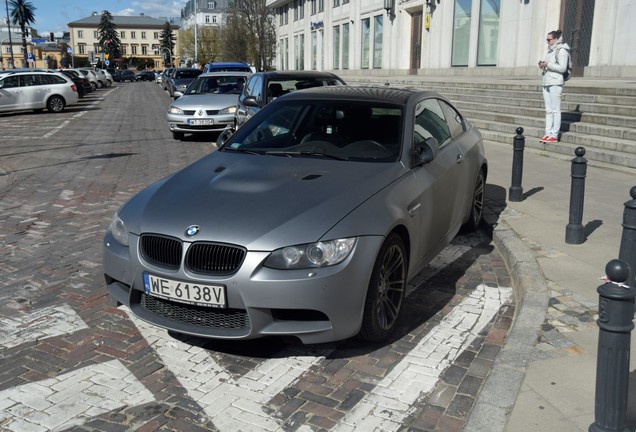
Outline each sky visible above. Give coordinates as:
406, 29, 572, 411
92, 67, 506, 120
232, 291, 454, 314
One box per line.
22, 0, 188, 37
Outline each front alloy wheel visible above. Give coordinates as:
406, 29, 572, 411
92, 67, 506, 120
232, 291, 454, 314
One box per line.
462, 169, 486, 232
47, 96, 65, 113
360, 233, 407, 342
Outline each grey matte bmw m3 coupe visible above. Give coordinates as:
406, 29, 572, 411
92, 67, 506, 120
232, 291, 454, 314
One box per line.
103, 86, 487, 344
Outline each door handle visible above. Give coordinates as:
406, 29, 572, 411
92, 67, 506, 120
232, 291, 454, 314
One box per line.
456, 153, 464, 163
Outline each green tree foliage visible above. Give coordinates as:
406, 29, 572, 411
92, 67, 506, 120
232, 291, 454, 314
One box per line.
98, 10, 122, 63
225, 0, 276, 71
179, 26, 223, 65
9, 0, 37, 67
159, 22, 176, 67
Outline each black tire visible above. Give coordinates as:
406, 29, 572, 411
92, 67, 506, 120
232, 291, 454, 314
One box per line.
172, 131, 184, 140
359, 233, 407, 342
90, 82, 97, 91
462, 169, 486, 232
47, 96, 65, 113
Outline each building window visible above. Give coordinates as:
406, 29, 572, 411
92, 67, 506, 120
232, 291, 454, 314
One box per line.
154, 32, 159, 39
334, 0, 340, 7
206, 15, 210, 23
121, 45, 127, 55
284, 37, 289, 70
311, 0, 316, 15
131, 31, 136, 39
299, 0, 304, 19
361, 18, 370, 69
78, 44, 86, 54
208, 0, 217, 8
293, 0, 299, 21
141, 32, 146, 39
78, 30, 84, 38
373, 15, 383, 69
120, 31, 126, 39
343, 0, 349, 3
93, 31, 99, 38
212, 15, 217, 23
131, 45, 138, 55
311, 31, 317, 70
452, 0, 471, 66
342, 23, 349, 69
333, 25, 340, 69
295, 34, 305, 70
142, 45, 148, 55
477, 0, 500, 65
319, 0, 324, 12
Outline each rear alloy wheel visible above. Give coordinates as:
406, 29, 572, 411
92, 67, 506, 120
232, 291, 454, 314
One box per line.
47, 96, 65, 113
462, 169, 486, 232
90, 82, 97, 91
360, 233, 407, 342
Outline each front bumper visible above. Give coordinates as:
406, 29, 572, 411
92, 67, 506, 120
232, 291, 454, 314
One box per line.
166, 113, 234, 133
103, 232, 384, 344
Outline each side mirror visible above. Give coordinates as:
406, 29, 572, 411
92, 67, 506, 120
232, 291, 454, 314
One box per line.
413, 137, 440, 165
243, 96, 259, 107
173, 91, 183, 99
216, 127, 235, 147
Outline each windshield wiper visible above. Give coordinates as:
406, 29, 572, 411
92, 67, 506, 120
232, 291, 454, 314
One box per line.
265, 150, 349, 161
221, 147, 264, 156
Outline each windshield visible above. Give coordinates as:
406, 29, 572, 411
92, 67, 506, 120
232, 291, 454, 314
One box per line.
223, 100, 403, 163
176, 70, 203, 79
185, 75, 246, 95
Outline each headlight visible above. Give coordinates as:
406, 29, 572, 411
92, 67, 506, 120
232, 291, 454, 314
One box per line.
109, 213, 129, 246
264, 238, 357, 269
219, 106, 237, 115
168, 106, 184, 114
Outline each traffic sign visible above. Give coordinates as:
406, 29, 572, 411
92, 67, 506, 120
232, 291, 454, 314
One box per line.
105, 60, 110, 66
27, 53, 34, 62
67, 47, 72, 54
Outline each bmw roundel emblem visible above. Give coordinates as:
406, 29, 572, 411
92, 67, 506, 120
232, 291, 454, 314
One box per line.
185, 225, 200, 237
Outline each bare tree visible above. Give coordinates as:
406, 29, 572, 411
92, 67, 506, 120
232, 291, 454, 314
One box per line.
225, 0, 276, 71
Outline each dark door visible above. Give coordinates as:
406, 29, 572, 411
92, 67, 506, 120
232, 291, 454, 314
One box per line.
561, 0, 595, 77
410, 11, 423, 72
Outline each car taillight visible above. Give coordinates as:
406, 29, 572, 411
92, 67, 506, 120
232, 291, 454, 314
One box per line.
71, 84, 77, 92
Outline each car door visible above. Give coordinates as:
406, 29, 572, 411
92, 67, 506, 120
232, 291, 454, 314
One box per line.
236, 74, 263, 128
409, 97, 466, 267
0, 75, 22, 112
21, 74, 44, 109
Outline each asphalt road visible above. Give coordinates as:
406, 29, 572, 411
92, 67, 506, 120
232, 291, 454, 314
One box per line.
0, 82, 515, 431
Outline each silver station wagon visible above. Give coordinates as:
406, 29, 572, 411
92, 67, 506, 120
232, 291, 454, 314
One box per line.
0, 71, 79, 114
104, 86, 487, 344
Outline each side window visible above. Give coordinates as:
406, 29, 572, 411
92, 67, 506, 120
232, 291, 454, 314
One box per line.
0, 76, 20, 89
21, 74, 40, 87
439, 100, 465, 139
414, 98, 452, 147
249, 75, 264, 104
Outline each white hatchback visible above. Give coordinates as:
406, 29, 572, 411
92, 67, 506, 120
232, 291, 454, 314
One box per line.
0, 71, 79, 113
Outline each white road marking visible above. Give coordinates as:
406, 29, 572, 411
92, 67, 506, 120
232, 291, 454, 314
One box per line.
0, 359, 154, 431
127, 283, 512, 431
0, 304, 88, 349
127, 310, 330, 431
333, 284, 514, 431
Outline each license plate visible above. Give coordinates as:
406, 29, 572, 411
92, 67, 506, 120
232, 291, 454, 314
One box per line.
143, 273, 226, 308
188, 119, 214, 125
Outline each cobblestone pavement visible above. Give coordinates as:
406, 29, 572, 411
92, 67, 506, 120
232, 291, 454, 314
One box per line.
0, 83, 514, 431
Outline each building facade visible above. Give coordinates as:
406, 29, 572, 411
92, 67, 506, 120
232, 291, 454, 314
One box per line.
266, 0, 636, 78
181, 0, 230, 29
68, 13, 180, 69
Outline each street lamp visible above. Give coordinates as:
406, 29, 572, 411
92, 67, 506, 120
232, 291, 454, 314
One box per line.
154, 47, 172, 68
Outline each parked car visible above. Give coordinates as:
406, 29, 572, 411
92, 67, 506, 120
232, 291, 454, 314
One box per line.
166, 71, 251, 140
155, 69, 163, 84
161, 68, 174, 91
103, 86, 487, 344
165, 67, 203, 98
58, 69, 91, 98
113, 70, 136, 82
0, 71, 79, 113
93, 69, 113, 88
233, 71, 345, 131
135, 70, 156, 81
204, 62, 252, 73
74, 68, 99, 91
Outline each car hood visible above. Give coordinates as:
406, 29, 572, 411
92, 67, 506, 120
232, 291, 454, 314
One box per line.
123, 151, 405, 250
171, 93, 239, 109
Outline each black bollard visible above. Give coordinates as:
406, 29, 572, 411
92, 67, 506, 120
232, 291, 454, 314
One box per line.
618, 186, 636, 290
589, 259, 635, 432
565, 147, 587, 244
508, 127, 525, 202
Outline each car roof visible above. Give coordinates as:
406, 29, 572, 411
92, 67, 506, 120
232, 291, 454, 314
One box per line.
277, 85, 439, 105
199, 71, 251, 78
253, 70, 343, 79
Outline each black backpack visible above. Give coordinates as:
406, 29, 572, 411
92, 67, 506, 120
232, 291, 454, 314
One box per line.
557, 48, 572, 81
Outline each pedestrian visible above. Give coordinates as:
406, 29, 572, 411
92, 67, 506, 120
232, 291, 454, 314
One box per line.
539, 30, 571, 143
